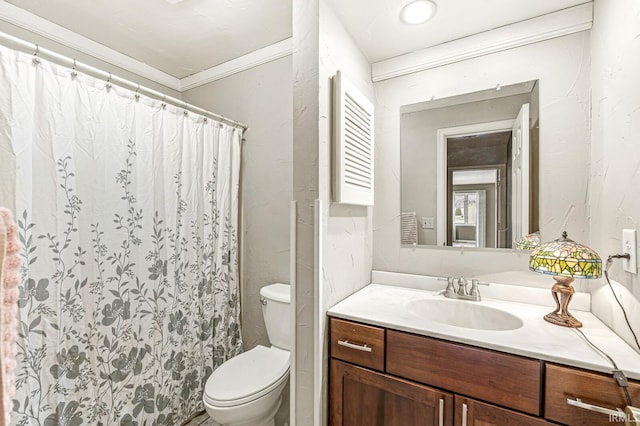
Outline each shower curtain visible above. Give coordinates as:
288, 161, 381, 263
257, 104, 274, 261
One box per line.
0, 44, 243, 425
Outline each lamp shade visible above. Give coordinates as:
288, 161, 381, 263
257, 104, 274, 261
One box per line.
529, 231, 602, 279
516, 231, 540, 251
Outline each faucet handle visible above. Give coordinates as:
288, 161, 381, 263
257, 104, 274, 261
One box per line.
438, 277, 456, 297
471, 279, 490, 288
469, 279, 490, 300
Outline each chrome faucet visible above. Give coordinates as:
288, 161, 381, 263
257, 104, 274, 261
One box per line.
439, 277, 489, 301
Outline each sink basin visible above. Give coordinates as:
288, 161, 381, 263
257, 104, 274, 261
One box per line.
406, 298, 523, 331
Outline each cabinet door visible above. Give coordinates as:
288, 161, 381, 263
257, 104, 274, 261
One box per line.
331, 359, 454, 426
454, 396, 554, 426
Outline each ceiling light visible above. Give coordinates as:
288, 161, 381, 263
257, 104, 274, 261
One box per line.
399, 0, 437, 25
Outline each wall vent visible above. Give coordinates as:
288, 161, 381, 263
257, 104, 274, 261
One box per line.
332, 70, 374, 206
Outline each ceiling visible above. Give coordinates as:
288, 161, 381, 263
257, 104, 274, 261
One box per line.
5, 0, 292, 79
4, 0, 589, 80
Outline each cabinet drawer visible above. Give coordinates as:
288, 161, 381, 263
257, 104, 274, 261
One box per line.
330, 318, 385, 371
545, 363, 640, 425
387, 330, 542, 416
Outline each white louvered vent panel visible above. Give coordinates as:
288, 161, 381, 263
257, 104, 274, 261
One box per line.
332, 71, 374, 206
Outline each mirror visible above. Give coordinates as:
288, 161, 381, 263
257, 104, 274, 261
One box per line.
400, 80, 540, 249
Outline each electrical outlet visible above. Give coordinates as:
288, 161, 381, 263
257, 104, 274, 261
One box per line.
622, 229, 637, 274
421, 217, 435, 229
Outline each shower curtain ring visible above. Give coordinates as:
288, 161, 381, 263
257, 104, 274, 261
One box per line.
32, 44, 40, 65
70, 59, 77, 79
135, 85, 140, 101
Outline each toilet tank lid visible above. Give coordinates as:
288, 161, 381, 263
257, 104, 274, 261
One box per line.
260, 283, 290, 303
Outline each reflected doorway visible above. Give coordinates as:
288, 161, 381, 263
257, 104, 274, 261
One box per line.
446, 131, 510, 248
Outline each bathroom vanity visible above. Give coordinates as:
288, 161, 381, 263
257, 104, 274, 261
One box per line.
327, 273, 640, 426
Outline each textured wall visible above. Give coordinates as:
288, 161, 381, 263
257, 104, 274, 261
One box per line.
292, 0, 320, 423
373, 32, 592, 285
317, 1, 374, 424
589, 0, 640, 350
318, 1, 373, 328
183, 56, 293, 353
292, 1, 374, 423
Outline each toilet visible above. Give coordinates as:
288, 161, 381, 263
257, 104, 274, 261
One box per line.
203, 283, 290, 426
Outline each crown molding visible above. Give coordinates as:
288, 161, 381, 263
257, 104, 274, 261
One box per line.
372, 2, 593, 82
0, 0, 181, 90
179, 38, 293, 91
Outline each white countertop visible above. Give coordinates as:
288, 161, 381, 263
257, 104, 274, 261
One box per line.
327, 282, 640, 380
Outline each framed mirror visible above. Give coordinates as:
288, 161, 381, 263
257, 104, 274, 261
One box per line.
400, 80, 539, 249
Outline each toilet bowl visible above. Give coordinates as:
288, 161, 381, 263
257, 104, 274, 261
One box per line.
203, 283, 290, 426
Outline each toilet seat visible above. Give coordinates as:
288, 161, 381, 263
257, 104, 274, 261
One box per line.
204, 345, 289, 408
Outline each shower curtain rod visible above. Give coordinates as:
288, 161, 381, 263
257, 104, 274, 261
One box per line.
0, 30, 249, 132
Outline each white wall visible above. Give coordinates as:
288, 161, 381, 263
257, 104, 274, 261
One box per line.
317, 1, 374, 424
292, 0, 373, 423
373, 32, 592, 287
318, 0, 373, 327
589, 0, 640, 351
292, 0, 320, 422
183, 56, 293, 425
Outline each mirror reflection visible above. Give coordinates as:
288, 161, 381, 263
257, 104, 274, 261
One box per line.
400, 80, 540, 249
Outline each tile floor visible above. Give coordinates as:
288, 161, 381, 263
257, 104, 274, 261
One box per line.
183, 411, 219, 426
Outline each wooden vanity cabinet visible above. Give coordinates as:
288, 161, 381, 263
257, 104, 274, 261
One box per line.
329, 317, 639, 426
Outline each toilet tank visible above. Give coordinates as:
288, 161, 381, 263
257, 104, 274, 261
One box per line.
260, 283, 291, 351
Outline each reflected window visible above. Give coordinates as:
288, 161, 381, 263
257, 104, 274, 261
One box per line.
453, 192, 478, 225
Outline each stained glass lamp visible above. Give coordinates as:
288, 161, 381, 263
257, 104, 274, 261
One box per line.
529, 231, 602, 328
516, 231, 540, 250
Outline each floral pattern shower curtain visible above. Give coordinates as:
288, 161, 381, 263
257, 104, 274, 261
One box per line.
0, 45, 243, 425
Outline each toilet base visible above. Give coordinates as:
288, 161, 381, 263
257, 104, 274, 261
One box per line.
204, 391, 283, 426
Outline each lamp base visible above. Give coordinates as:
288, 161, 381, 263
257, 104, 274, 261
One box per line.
544, 276, 582, 328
